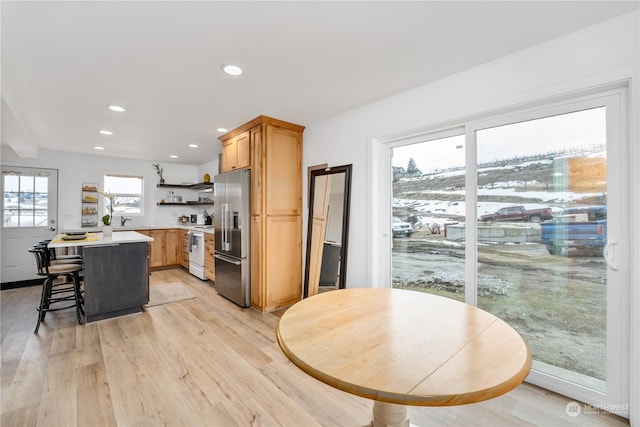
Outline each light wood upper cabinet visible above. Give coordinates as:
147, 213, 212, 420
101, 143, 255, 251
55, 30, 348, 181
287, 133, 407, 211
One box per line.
221, 130, 251, 173
250, 125, 263, 216
220, 116, 305, 312
264, 126, 302, 216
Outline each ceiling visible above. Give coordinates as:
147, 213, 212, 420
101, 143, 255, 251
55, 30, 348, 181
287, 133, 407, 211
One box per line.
2, 1, 638, 165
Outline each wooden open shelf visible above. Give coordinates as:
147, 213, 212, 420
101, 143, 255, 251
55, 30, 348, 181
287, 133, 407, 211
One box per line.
156, 182, 213, 190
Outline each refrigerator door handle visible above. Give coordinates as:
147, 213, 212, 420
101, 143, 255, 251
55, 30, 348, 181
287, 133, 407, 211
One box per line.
222, 203, 231, 251
214, 253, 242, 266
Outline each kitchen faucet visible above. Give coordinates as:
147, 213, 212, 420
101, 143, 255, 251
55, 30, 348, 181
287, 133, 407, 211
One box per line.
120, 216, 132, 227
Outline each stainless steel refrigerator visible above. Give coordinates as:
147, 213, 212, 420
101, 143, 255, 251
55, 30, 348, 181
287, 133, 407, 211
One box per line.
213, 169, 251, 307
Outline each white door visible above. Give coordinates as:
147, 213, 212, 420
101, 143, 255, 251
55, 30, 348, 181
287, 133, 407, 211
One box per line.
1, 166, 58, 283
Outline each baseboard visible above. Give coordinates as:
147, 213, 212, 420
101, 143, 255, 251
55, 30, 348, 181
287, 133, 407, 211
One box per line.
1, 279, 41, 290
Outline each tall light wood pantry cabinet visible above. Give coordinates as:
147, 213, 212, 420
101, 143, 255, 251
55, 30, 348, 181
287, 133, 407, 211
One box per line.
219, 116, 304, 312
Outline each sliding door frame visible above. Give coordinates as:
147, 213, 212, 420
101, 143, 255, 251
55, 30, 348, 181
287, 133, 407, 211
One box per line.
369, 83, 630, 416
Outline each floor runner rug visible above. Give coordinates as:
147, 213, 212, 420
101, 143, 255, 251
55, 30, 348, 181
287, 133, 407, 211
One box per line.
144, 282, 196, 308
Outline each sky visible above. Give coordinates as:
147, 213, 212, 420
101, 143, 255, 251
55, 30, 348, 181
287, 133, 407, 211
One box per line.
391, 107, 606, 173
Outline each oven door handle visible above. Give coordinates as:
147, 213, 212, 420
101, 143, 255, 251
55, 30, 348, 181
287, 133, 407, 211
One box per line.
214, 253, 242, 266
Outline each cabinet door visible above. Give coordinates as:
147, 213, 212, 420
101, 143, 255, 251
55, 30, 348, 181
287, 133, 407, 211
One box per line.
235, 130, 251, 169
250, 125, 263, 216
148, 230, 165, 268
221, 139, 236, 173
263, 215, 302, 311
265, 126, 301, 215
204, 233, 215, 281
221, 131, 251, 173
179, 229, 189, 268
164, 229, 179, 266
250, 215, 264, 310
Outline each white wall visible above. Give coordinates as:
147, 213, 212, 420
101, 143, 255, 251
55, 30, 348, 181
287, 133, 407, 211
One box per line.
303, 9, 639, 288
302, 10, 638, 425
0, 146, 218, 229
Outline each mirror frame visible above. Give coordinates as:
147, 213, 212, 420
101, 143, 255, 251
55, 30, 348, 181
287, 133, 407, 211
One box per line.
303, 164, 352, 298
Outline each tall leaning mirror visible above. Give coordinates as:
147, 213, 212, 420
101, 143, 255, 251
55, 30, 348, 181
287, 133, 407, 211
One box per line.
304, 164, 352, 298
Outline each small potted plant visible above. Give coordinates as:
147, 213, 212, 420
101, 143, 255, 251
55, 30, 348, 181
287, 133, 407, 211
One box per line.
152, 162, 164, 184
97, 189, 114, 236
101, 214, 112, 236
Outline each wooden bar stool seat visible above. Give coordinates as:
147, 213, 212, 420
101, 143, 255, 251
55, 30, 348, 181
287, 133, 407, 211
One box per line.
29, 247, 85, 333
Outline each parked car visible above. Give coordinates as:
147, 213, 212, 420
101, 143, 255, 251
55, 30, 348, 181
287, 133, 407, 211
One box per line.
479, 205, 552, 224
392, 216, 414, 237
539, 206, 607, 255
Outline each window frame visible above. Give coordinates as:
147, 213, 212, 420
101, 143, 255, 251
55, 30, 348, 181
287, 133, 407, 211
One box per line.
2, 168, 55, 229
103, 174, 144, 217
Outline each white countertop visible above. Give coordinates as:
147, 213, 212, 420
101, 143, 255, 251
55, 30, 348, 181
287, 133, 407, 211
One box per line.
61, 224, 215, 235
49, 230, 154, 248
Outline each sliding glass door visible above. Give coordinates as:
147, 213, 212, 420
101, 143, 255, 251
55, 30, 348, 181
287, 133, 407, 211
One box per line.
390, 89, 628, 415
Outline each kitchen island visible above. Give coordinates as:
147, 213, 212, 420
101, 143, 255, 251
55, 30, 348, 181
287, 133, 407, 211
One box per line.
49, 231, 153, 322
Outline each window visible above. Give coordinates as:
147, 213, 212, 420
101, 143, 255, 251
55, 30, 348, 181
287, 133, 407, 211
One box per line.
103, 174, 143, 216
2, 170, 51, 227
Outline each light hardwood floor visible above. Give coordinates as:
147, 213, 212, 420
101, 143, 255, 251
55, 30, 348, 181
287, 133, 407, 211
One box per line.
1, 268, 629, 426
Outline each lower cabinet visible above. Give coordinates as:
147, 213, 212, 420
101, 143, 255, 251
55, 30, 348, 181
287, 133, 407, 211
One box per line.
204, 233, 215, 281
179, 229, 189, 268
165, 229, 179, 266
135, 229, 180, 269
148, 230, 165, 267
250, 215, 301, 312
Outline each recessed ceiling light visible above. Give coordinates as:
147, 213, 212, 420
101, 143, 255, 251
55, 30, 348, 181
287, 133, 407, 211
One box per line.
170, 155, 178, 159
217, 128, 228, 133
221, 64, 243, 76
188, 144, 198, 148
99, 130, 113, 135
94, 146, 105, 150
108, 105, 126, 112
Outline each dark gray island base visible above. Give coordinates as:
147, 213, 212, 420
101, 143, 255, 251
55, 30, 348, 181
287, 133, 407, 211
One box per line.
83, 242, 149, 322
49, 231, 153, 323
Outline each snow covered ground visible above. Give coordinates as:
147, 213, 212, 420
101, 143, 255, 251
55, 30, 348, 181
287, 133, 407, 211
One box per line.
393, 157, 604, 229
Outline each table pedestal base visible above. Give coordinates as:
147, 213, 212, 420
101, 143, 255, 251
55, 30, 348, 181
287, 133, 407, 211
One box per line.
371, 401, 410, 427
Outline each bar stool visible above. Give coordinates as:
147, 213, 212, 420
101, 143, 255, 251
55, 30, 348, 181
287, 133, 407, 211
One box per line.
29, 247, 84, 333
34, 243, 82, 265
38, 240, 83, 263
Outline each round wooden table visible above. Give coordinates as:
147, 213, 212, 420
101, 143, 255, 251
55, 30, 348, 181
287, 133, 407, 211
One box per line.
276, 288, 531, 427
